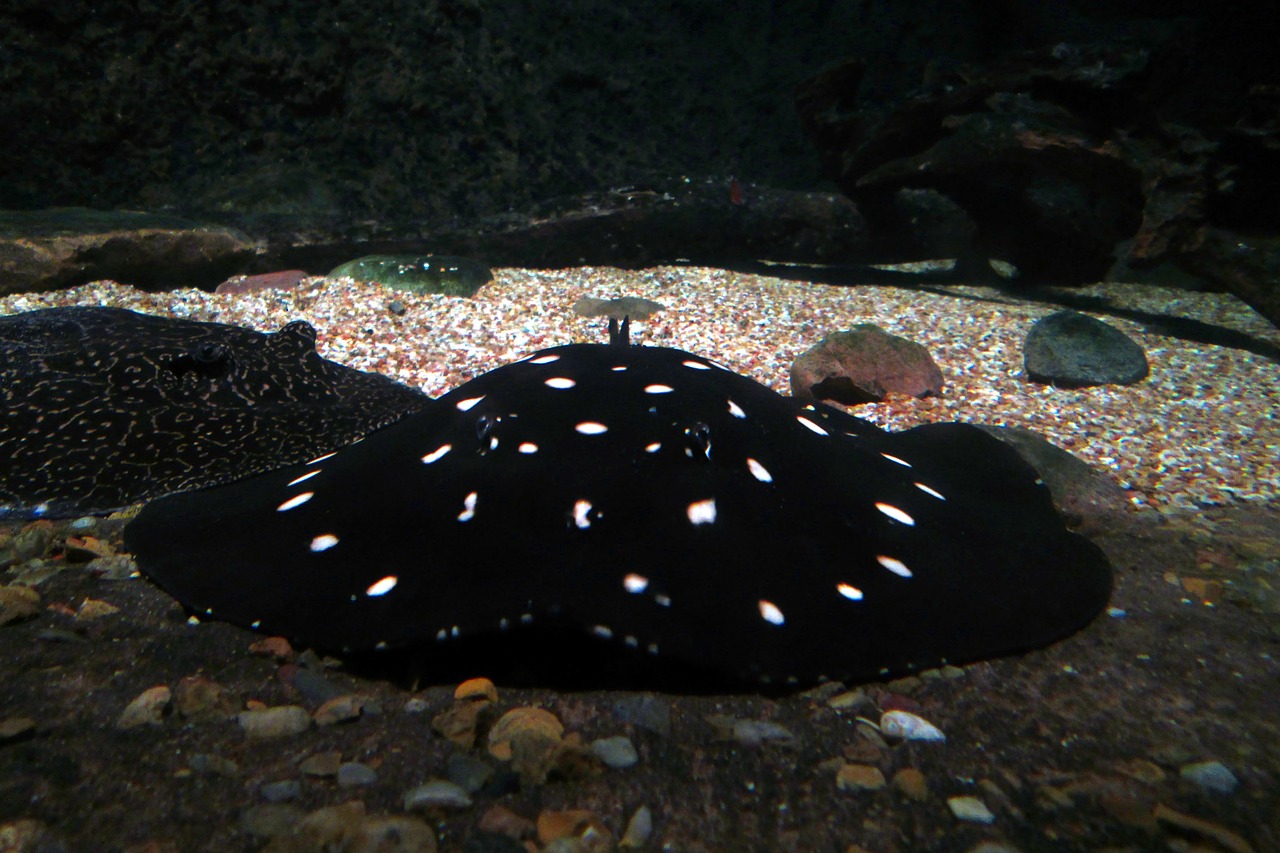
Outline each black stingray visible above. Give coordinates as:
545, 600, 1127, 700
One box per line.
125, 319, 1112, 686
0, 307, 430, 518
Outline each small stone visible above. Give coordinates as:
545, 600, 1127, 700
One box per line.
572, 295, 666, 321
0, 716, 36, 741
313, 694, 363, 726
590, 735, 639, 769
388, 300, 407, 316
948, 796, 996, 824
446, 751, 495, 793
174, 675, 239, 718
249, 636, 295, 660
299, 751, 342, 777
1153, 803, 1253, 853
536, 809, 613, 848
189, 753, 239, 776
455, 677, 499, 704
240, 803, 306, 838
0, 585, 40, 626
731, 719, 795, 746
836, 763, 886, 792
344, 815, 438, 853
880, 710, 945, 741
827, 689, 870, 711
260, 780, 302, 803
403, 697, 429, 714
337, 762, 378, 787
11, 521, 54, 561
487, 707, 564, 761
892, 768, 928, 801
63, 535, 115, 562
478, 804, 537, 841
1180, 760, 1239, 795
284, 801, 366, 848
85, 554, 137, 580
238, 705, 311, 738
404, 779, 474, 811
0, 819, 47, 851
619, 805, 653, 849
117, 686, 172, 729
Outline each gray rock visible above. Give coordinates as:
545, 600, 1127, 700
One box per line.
1180, 760, 1239, 795
1023, 311, 1149, 387
337, 761, 378, 787
590, 735, 639, 769
404, 779, 474, 811
259, 780, 302, 802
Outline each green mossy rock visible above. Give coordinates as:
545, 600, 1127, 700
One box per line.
327, 255, 493, 297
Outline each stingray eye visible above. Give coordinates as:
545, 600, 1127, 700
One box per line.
193, 343, 228, 365
684, 422, 712, 459
475, 415, 499, 450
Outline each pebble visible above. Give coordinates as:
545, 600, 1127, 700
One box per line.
238, 705, 311, 738
880, 710, 946, 741
536, 809, 613, 849
836, 763, 886, 792
299, 751, 342, 776
447, 751, 495, 793
69, 516, 98, 531
313, 694, 364, 726
338, 761, 378, 787
259, 780, 302, 802
619, 805, 653, 849
344, 815, 438, 853
189, 753, 239, 776
0, 584, 40, 625
116, 686, 172, 729
403, 697, 429, 714
590, 735, 639, 769
174, 675, 238, 718
455, 677, 499, 704
948, 796, 996, 824
1180, 760, 1239, 795
0, 717, 36, 741
404, 779, 474, 811
892, 768, 929, 801
487, 707, 565, 761
729, 718, 795, 746
240, 803, 306, 838
73, 597, 118, 621
478, 803, 537, 840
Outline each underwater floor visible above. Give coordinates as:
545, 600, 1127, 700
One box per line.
1, 268, 1277, 851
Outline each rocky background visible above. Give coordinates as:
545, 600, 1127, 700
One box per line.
1, 0, 1278, 320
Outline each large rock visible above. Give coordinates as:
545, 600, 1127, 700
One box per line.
0, 208, 256, 294
790, 325, 944, 404
1023, 311, 1149, 388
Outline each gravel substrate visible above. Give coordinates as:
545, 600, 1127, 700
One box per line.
3, 267, 1277, 514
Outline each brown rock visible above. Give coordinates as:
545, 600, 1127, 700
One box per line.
478, 804, 537, 841
215, 269, 308, 295
175, 676, 239, 718
790, 325, 944, 404
117, 686, 173, 729
836, 763, 887, 792
0, 585, 40, 626
0, 207, 255, 294
454, 677, 499, 705
488, 707, 565, 762
432, 700, 483, 749
313, 694, 364, 726
536, 809, 613, 850
891, 768, 929, 801
249, 636, 296, 661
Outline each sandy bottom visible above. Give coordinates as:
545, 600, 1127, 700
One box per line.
3, 267, 1278, 514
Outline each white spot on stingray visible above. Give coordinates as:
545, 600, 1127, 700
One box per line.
624, 635, 638, 648
655, 594, 672, 608
306, 451, 337, 465
366, 576, 398, 596
276, 492, 314, 512
488, 436, 499, 450
914, 482, 946, 500
529, 354, 560, 364
576, 421, 608, 435
518, 442, 539, 454
436, 629, 447, 642
592, 625, 613, 640
421, 444, 452, 464
837, 583, 864, 601
727, 399, 746, 418
877, 555, 913, 578
687, 498, 717, 525
796, 415, 828, 436
499, 617, 510, 630
746, 457, 773, 483
645, 441, 661, 453
875, 502, 915, 526
647, 643, 659, 655
309, 534, 339, 552
611, 365, 628, 372
758, 599, 785, 626
645, 383, 674, 394
457, 491, 478, 522
545, 376, 576, 389
287, 470, 320, 486
572, 499, 593, 529
682, 359, 711, 370
881, 453, 912, 468
520, 613, 533, 625
456, 396, 485, 412
623, 573, 649, 593
251, 620, 261, 629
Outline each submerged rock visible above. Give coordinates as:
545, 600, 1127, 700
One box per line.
327, 254, 492, 297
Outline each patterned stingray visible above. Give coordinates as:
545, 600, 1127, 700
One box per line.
0, 307, 430, 518
126, 320, 1112, 686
